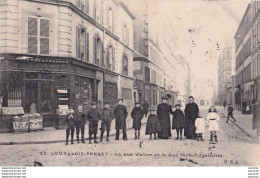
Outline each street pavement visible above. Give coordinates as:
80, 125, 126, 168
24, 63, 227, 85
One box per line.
0, 106, 259, 166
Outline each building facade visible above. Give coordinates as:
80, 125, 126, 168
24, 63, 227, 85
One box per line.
0, 0, 134, 127
218, 46, 233, 107
234, 3, 253, 113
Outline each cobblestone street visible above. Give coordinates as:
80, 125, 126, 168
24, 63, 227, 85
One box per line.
0, 106, 259, 166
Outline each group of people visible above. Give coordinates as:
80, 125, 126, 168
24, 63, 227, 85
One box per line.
64, 96, 222, 145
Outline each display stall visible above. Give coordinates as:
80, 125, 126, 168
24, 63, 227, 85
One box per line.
55, 86, 70, 129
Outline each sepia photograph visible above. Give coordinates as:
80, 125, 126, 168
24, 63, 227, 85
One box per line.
0, 0, 260, 169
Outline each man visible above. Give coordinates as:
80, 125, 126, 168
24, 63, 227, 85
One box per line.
157, 96, 174, 139
142, 100, 149, 117
113, 99, 128, 140
75, 105, 86, 143
227, 104, 236, 123
100, 102, 113, 142
131, 102, 144, 139
86, 102, 102, 144
184, 96, 199, 139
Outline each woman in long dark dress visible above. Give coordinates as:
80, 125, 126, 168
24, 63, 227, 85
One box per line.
184, 96, 199, 139
157, 96, 174, 139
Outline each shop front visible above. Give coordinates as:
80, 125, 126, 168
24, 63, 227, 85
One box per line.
0, 55, 97, 132
103, 72, 118, 108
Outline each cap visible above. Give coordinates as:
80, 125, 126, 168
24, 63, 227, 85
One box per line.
118, 99, 123, 102
188, 96, 194, 99
135, 102, 140, 105
175, 104, 180, 107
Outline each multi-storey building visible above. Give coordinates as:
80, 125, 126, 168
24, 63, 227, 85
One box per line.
0, 0, 134, 127
218, 45, 233, 107
251, 0, 260, 110
234, 3, 252, 112
124, 2, 190, 109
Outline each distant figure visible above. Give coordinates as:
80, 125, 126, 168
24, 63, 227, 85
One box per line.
206, 106, 220, 142
100, 102, 113, 142
172, 104, 186, 140
145, 109, 161, 140
142, 100, 149, 117
131, 102, 144, 140
223, 101, 227, 109
113, 99, 128, 141
227, 104, 236, 123
157, 96, 174, 139
195, 113, 206, 141
184, 96, 199, 139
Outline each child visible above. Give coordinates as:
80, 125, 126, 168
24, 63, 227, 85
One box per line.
86, 102, 102, 144
65, 108, 75, 145
131, 102, 144, 139
100, 102, 113, 142
172, 104, 186, 140
195, 113, 206, 141
75, 105, 86, 143
206, 106, 220, 142
145, 109, 162, 140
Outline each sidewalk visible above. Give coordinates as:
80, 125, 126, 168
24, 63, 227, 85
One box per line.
0, 116, 148, 145
217, 107, 258, 138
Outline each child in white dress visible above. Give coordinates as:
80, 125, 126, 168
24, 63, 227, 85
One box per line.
195, 113, 206, 141
206, 106, 220, 142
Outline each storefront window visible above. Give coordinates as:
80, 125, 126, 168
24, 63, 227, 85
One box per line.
75, 76, 93, 106
41, 83, 52, 113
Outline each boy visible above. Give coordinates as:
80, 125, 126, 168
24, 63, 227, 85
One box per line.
131, 102, 144, 139
75, 105, 86, 143
172, 104, 186, 140
113, 99, 128, 140
86, 102, 102, 144
100, 102, 113, 142
65, 108, 75, 145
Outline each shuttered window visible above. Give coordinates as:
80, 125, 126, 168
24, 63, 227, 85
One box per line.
93, 36, 97, 64
85, 0, 89, 14
86, 33, 89, 62
122, 54, 128, 75
28, 16, 50, 54
76, 26, 89, 62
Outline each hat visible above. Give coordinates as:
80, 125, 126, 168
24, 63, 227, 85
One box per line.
91, 102, 97, 106
118, 99, 123, 102
175, 104, 180, 107
162, 96, 168, 100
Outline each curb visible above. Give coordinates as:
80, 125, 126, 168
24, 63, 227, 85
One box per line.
0, 121, 147, 145
219, 112, 252, 137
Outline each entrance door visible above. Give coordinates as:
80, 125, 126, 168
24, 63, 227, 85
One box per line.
25, 83, 38, 113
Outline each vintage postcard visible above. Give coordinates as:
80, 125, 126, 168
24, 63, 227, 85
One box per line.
0, 0, 260, 168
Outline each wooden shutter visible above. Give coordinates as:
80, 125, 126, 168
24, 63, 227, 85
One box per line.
85, 0, 89, 14
101, 41, 104, 67
106, 47, 110, 69
112, 47, 115, 71
86, 32, 89, 62
28, 17, 38, 54
40, 18, 50, 54
76, 26, 80, 59
93, 36, 96, 64
76, 0, 80, 7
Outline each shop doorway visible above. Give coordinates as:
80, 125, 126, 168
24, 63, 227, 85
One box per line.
25, 83, 38, 113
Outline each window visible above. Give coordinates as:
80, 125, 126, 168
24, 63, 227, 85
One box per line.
85, 0, 89, 14
93, 0, 97, 20
76, 27, 89, 62
108, 7, 113, 32
122, 54, 128, 75
28, 16, 50, 54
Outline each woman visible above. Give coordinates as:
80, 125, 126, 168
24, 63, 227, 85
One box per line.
184, 96, 199, 139
206, 106, 220, 142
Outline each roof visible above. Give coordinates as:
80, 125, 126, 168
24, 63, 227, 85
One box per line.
119, 1, 136, 20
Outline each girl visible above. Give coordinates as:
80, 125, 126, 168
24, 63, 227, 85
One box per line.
195, 113, 206, 141
145, 109, 162, 140
206, 106, 220, 142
